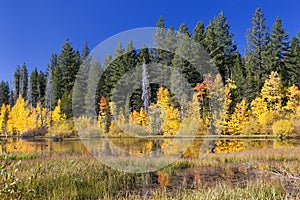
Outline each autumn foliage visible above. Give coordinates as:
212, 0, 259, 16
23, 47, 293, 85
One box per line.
1, 71, 300, 137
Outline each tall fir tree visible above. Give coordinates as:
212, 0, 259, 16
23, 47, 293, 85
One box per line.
285, 36, 300, 86
13, 65, 21, 103
0, 81, 10, 106
19, 64, 28, 99
204, 11, 237, 84
53, 38, 81, 117
193, 21, 205, 46
81, 42, 90, 61
244, 8, 270, 102
268, 17, 290, 85
38, 70, 46, 104
30, 68, 39, 107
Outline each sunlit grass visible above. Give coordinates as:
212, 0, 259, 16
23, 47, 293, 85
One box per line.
1, 146, 300, 199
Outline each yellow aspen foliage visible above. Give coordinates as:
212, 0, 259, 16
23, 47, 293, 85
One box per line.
142, 141, 153, 154
157, 86, 170, 109
0, 104, 10, 134
129, 110, 139, 124
207, 74, 225, 135
226, 100, 250, 135
251, 97, 275, 134
162, 105, 180, 135
222, 80, 237, 134
117, 108, 126, 125
181, 94, 207, 135
52, 99, 66, 125
108, 102, 116, 131
7, 95, 30, 135
214, 140, 245, 153
272, 119, 294, 136
27, 105, 39, 131
283, 85, 300, 112
137, 107, 149, 127
251, 97, 268, 120
260, 71, 283, 111
98, 96, 108, 133
156, 86, 180, 135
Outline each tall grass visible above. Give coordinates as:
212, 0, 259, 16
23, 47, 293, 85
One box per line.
2, 146, 300, 199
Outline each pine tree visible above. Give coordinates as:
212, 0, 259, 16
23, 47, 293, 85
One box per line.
53, 38, 81, 117
38, 71, 46, 104
268, 17, 289, 77
60, 38, 82, 92
19, 64, 28, 99
154, 16, 166, 47
81, 42, 90, 61
0, 81, 10, 106
231, 53, 246, 104
204, 11, 237, 84
84, 59, 101, 118
13, 65, 21, 103
111, 41, 137, 114
193, 21, 205, 46
30, 68, 39, 107
245, 8, 270, 102
283, 36, 300, 87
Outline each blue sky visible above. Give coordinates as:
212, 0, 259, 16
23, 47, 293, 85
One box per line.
0, 0, 299, 83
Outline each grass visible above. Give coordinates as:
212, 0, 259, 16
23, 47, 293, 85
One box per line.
0, 145, 299, 199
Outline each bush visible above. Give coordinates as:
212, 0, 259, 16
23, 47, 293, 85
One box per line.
292, 119, 300, 136
272, 120, 294, 136
243, 118, 260, 135
48, 120, 75, 138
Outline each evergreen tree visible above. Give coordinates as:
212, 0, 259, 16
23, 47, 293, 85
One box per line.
30, 68, 39, 107
19, 64, 28, 99
154, 16, 166, 46
84, 59, 101, 118
244, 8, 270, 102
232, 53, 246, 105
0, 81, 10, 106
285, 36, 300, 86
53, 38, 81, 117
45, 54, 57, 111
204, 11, 237, 84
81, 42, 90, 61
38, 70, 46, 104
112, 41, 137, 114
13, 65, 21, 103
57, 38, 81, 93
97, 54, 113, 104
268, 17, 289, 83
193, 21, 205, 46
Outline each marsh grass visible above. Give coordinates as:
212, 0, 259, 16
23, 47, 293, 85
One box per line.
2, 146, 300, 199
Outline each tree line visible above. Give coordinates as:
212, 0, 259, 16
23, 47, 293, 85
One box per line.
0, 8, 299, 137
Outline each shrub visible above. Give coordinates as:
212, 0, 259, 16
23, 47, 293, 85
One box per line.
243, 118, 260, 135
48, 120, 75, 138
272, 120, 294, 136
